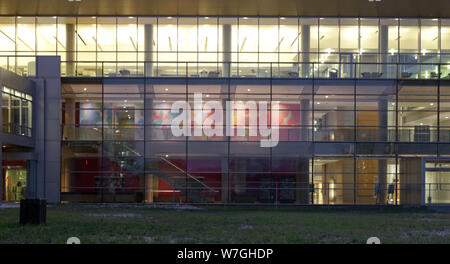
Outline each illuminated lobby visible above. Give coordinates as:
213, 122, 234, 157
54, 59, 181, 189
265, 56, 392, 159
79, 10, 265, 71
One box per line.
1, 0, 450, 205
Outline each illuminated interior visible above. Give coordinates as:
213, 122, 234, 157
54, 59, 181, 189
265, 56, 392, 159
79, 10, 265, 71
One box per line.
0, 16, 449, 78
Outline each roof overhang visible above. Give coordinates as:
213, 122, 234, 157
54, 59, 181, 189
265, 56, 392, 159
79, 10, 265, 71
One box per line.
0, 0, 448, 18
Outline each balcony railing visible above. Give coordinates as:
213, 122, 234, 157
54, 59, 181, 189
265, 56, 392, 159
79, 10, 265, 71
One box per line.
60, 61, 450, 80
2, 55, 450, 80
0, 56, 36, 77
2, 123, 32, 137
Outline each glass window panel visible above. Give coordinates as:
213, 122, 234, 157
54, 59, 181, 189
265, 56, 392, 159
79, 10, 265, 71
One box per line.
340, 18, 359, 54
421, 19, 439, 53
57, 17, 76, 63
16, 17, 35, 54
360, 18, 379, 54
178, 17, 197, 53
259, 17, 278, 53
198, 17, 218, 62
118, 17, 137, 53
400, 19, 419, 54
219, 17, 238, 54
76, 17, 97, 57
97, 17, 117, 61
137, 17, 157, 62
319, 18, 339, 53
441, 19, 450, 54
0, 17, 16, 56
238, 17, 258, 63
380, 18, 399, 56
279, 17, 299, 55
158, 17, 177, 54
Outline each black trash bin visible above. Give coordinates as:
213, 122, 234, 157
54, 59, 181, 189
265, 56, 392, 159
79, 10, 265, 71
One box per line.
20, 199, 47, 225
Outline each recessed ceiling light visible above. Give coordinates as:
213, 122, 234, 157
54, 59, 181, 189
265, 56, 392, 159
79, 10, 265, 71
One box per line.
165, 88, 169, 91
247, 89, 251, 92
83, 88, 87, 91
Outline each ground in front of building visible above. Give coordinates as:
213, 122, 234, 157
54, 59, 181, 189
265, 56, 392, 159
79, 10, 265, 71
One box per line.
0, 204, 449, 244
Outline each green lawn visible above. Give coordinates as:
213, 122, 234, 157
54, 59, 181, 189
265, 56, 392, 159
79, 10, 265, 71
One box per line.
0, 204, 449, 244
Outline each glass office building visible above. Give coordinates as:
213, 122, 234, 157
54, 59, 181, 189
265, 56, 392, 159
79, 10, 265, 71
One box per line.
1, 0, 450, 205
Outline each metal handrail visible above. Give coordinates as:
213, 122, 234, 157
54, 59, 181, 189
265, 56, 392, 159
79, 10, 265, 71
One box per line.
160, 156, 217, 193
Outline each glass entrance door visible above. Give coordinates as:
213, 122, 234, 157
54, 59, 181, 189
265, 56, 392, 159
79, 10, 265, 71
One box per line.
2, 168, 27, 202
425, 170, 450, 204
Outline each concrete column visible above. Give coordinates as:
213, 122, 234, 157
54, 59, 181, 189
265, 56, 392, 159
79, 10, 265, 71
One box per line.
380, 25, 389, 75
221, 97, 229, 203
222, 24, 232, 77
26, 160, 37, 199
378, 99, 388, 141
377, 99, 388, 204
144, 24, 154, 77
301, 25, 311, 77
300, 99, 311, 141
66, 24, 76, 77
296, 158, 310, 204
32, 56, 62, 203
144, 97, 155, 202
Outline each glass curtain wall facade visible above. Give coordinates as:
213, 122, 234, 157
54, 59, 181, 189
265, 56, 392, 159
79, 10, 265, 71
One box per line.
1, 86, 32, 137
60, 77, 450, 205
3, 15, 450, 204
1, 16, 450, 79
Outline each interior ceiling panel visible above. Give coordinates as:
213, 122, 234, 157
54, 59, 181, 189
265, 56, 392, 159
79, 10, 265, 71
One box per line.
0, 0, 448, 18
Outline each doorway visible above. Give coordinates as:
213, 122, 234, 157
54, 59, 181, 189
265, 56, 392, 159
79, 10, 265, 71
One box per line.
425, 167, 450, 204
2, 167, 27, 202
